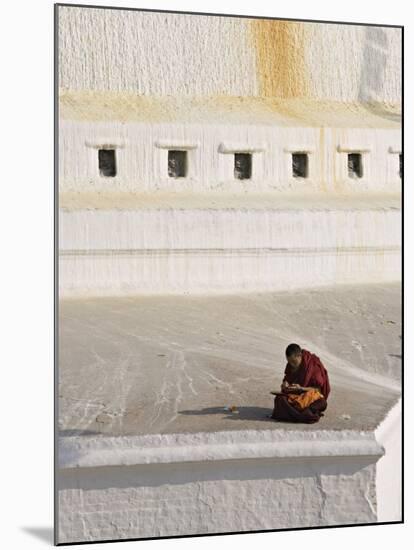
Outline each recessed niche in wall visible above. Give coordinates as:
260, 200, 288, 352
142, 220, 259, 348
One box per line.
234, 153, 252, 180
347, 153, 363, 179
292, 153, 309, 178
168, 150, 187, 178
98, 149, 116, 177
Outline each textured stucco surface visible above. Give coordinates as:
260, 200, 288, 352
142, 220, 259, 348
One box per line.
58, 117, 401, 193
59, 248, 400, 296
58, 206, 401, 295
58, 192, 401, 211
58, 6, 401, 105
58, 457, 378, 543
59, 92, 401, 126
59, 429, 383, 469
57, 7, 402, 297
375, 398, 402, 522
59, 208, 400, 251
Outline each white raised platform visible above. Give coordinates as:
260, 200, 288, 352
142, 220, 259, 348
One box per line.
57, 428, 384, 543
58, 406, 401, 544
59, 193, 401, 296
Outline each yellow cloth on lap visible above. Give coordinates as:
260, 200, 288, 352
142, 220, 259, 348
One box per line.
287, 388, 324, 410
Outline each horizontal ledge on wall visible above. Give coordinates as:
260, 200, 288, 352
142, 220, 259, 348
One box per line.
85, 140, 126, 149
388, 147, 401, 154
336, 145, 372, 153
218, 143, 266, 154
59, 246, 401, 257
58, 429, 385, 469
155, 140, 199, 150
283, 147, 315, 154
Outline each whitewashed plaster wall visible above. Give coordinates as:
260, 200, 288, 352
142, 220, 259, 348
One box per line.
58, 457, 377, 543
58, 6, 401, 105
59, 209, 401, 252
59, 121, 401, 193
58, 246, 400, 296
58, 205, 401, 296
375, 399, 402, 522
56, 429, 385, 544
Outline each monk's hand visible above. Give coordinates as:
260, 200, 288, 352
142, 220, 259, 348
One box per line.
281, 380, 290, 392
287, 384, 306, 393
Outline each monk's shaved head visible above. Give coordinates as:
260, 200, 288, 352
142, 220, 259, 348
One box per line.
285, 343, 302, 368
285, 343, 302, 357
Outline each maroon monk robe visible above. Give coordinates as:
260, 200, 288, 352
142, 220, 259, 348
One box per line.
271, 349, 330, 424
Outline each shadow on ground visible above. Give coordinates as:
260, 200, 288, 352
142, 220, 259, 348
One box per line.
21, 527, 54, 544
59, 429, 102, 437
179, 406, 275, 422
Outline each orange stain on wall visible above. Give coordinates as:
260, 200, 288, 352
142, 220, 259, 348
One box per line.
250, 19, 308, 99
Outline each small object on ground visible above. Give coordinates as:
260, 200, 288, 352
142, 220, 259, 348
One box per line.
340, 414, 351, 420
96, 412, 113, 424
223, 405, 238, 413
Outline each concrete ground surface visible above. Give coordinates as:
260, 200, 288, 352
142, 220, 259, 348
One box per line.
58, 282, 401, 438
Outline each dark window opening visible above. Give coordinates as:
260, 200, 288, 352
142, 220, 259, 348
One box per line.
292, 153, 309, 178
234, 153, 252, 180
399, 154, 402, 178
98, 149, 116, 177
348, 153, 363, 178
168, 150, 187, 178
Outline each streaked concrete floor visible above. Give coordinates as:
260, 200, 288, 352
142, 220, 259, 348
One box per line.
58, 282, 401, 437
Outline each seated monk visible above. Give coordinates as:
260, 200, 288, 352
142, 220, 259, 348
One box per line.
271, 343, 330, 424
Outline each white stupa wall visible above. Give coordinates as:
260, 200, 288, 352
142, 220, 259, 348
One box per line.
58, 205, 400, 296
58, 7, 401, 105
58, 118, 401, 296
59, 248, 399, 296
60, 209, 400, 251
58, 457, 377, 543
375, 399, 402, 522
59, 121, 401, 193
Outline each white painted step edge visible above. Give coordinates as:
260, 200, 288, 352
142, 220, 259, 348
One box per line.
58, 428, 384, 469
